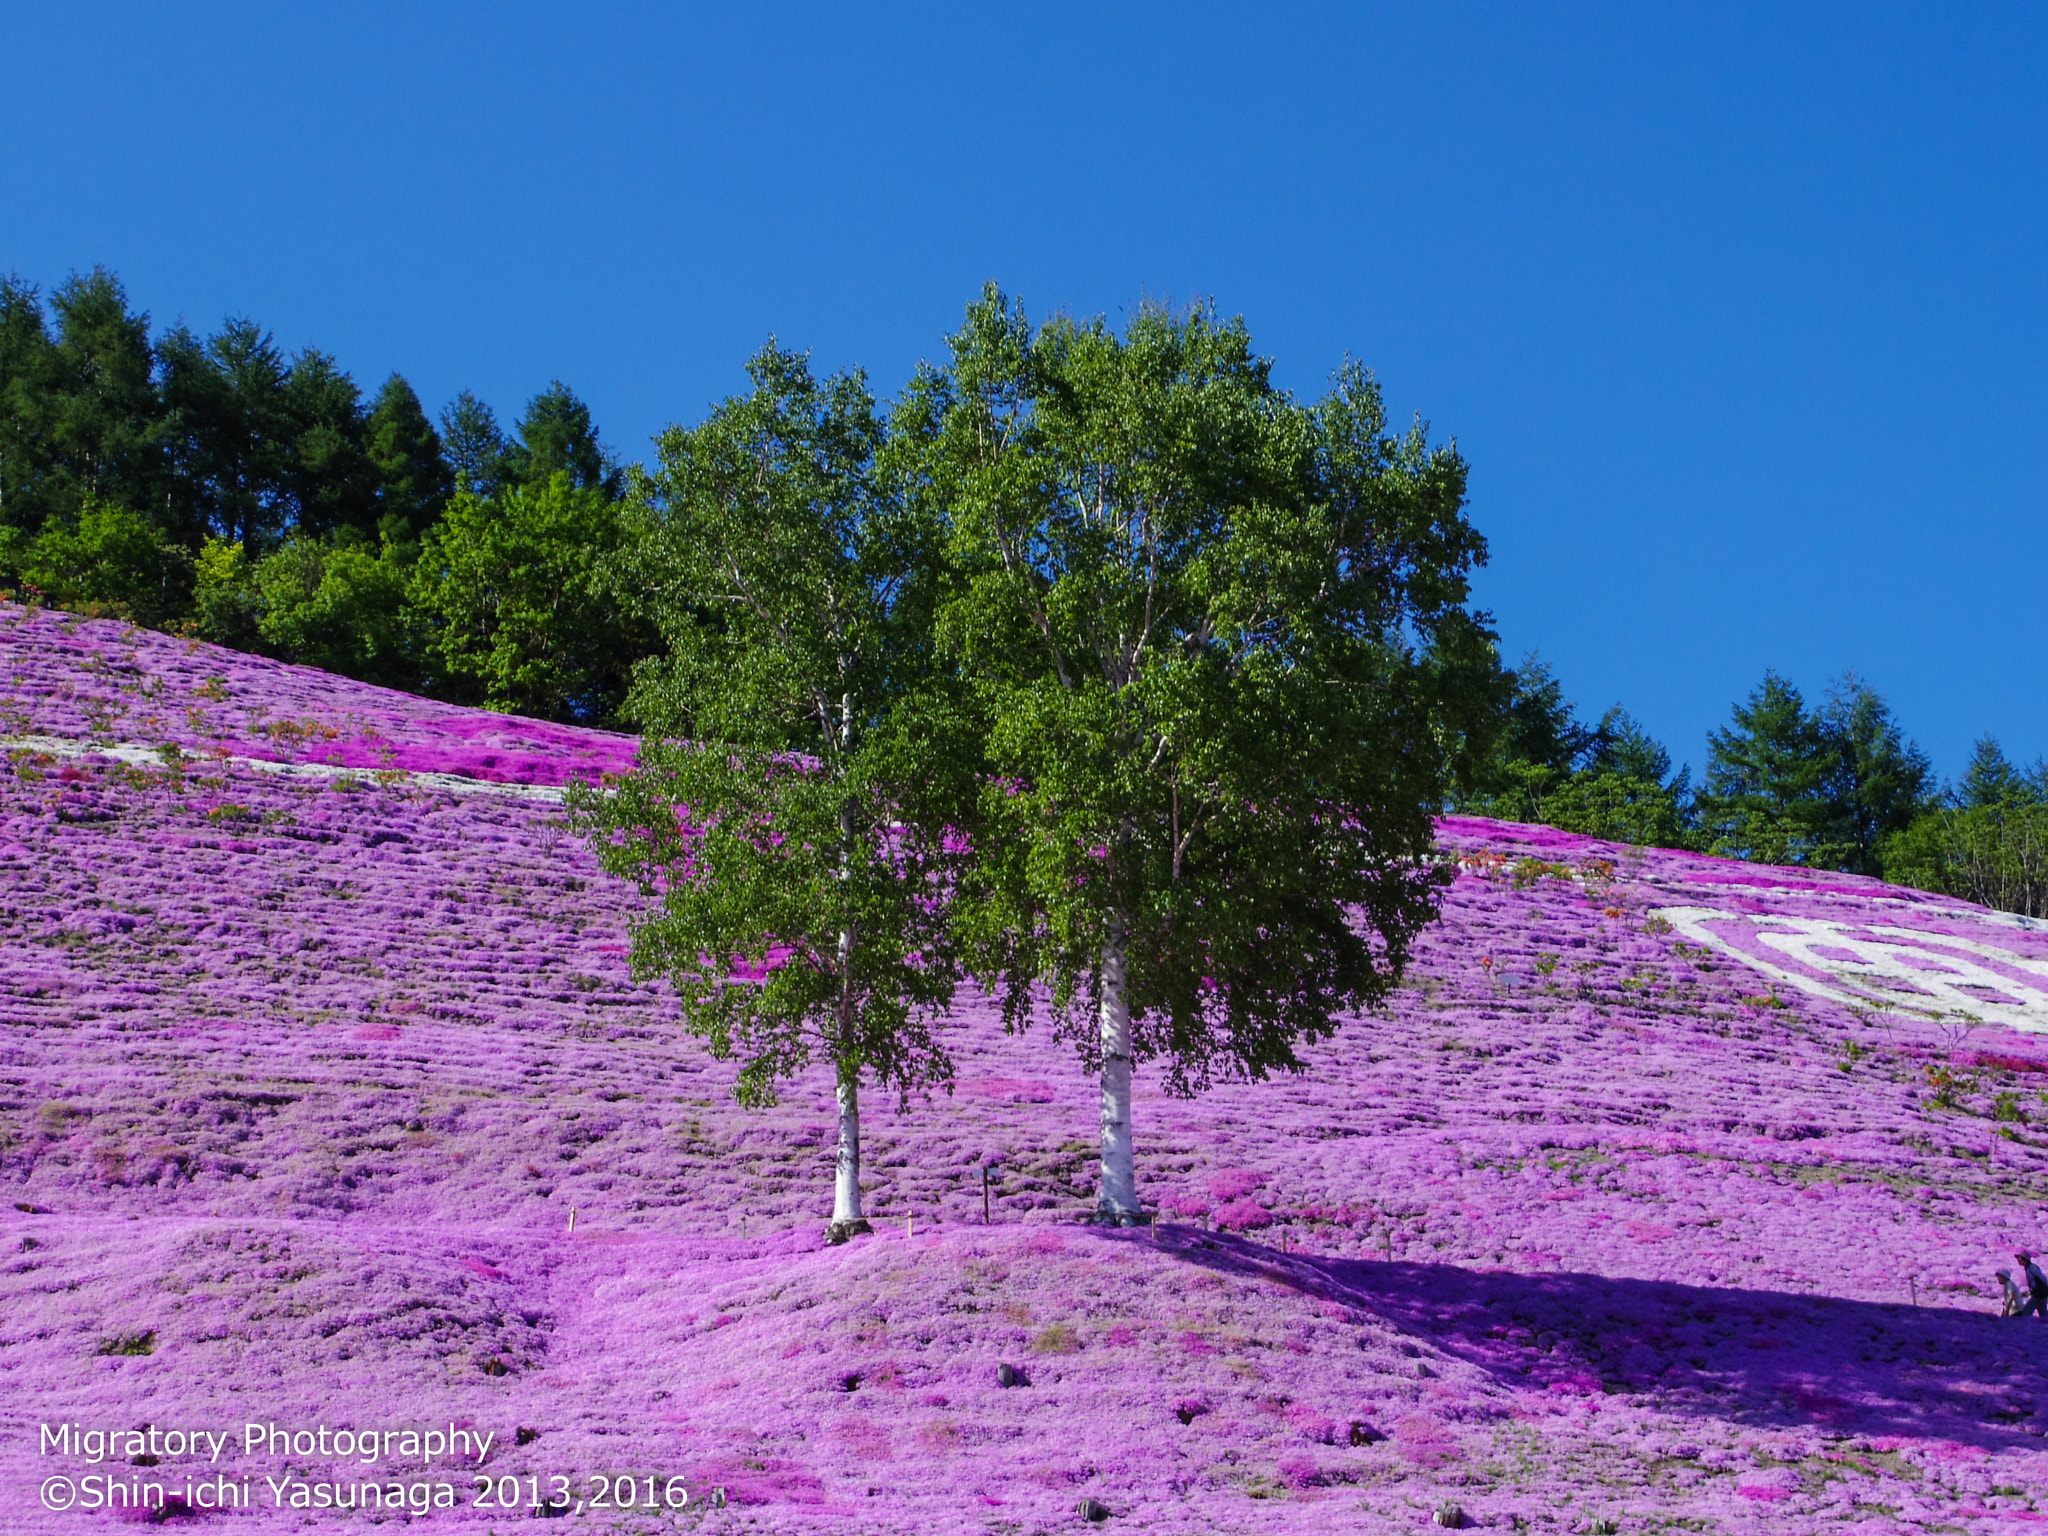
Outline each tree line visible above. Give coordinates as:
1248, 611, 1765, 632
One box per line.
1461, 657, 2048, 916
0, 267, 648, 721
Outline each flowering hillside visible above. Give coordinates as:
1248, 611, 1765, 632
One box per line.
3, 600, 2047, 1534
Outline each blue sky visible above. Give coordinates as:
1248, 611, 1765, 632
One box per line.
6, 3, 2043, 778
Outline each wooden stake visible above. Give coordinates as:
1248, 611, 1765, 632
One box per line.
567, 1208, 576, 1236
906, 1215, 913, 1239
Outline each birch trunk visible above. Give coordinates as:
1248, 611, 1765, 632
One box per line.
829, 1054, 869, 1239
1095, 915, 1141, 1223
825, 701, 871, 1243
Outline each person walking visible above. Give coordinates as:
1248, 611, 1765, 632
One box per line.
2017, 1252, 2048, 1319
1998, 1268, 2027, 1317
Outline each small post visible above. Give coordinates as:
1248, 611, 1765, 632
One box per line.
906, 1215, 913, 1239
982, 1164, 1000, 1223
567, 1208, 576, 1236
1910, 1277, 1918, 1307
1150, 1211, 1158, 1242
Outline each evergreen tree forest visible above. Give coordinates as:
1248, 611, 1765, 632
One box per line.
1, 266, 2036, 916
0, 267, 644, 722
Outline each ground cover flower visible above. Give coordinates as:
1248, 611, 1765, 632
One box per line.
2, 602, 2047, 1531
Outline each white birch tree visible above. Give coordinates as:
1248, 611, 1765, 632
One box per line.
569, 344, 969, 1242
920, 288, 1497, 1223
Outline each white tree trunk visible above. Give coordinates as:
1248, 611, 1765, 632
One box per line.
826, 743, 871, 1243
830, 1054, 869, 1239
1096, 916, 1141, 1223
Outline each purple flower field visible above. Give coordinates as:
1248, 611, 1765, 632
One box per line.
4, 600, 2048, 1533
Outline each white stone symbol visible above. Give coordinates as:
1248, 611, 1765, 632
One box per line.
1652, 906, 2048, 1034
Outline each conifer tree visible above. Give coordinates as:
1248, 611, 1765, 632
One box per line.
439, 390, 508, 500
44, 269, 164, 530
0, 276, 55, 535
365, 374, 453, 540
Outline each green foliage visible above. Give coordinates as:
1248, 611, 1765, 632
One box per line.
0, 275, 56, 534
1459, 659, 1696, 849
1700, 672, 1932, 875
0, 265, 682, 728
569, 343, 969, 1108
1884, 801, 2048, 918
1887, 734, 2048, 917
1955, 735, 2047, 810
191, 536, 263, 651
6, 499, 192, 626
1824, 675, 1935, 873
1487, 655, 1591, 779
1476, 757, 1695, 849
1527, 768, 1693, 848
502, 381, 618, 496
42, 271, 167, 530
0, 269, 167, 539
1924, 1061, 1974, 1111
252, 531, 422, 690
410, 474, 643, 722
277, 348, 380, 540
364, 374, 453, 540
158, 317, 297, 551
439, 390, 508, 500
160, 321, 390, 550
925, 286, 1491, 1090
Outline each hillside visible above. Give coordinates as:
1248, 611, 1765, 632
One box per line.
3, 600, 2047, 1534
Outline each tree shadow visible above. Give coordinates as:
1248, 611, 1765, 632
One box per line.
1144, 1227, 2048, 1451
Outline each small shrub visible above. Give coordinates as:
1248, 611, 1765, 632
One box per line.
1509, 858, 1574, 890
96, 1331, 155, 1357
1925, 1062, 1976, 1111
1030, 1321, 1081, 1355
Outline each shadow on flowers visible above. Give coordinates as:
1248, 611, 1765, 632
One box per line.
1150, 1228, 2047, 1451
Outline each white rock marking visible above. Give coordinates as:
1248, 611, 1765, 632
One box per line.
1, 735, 571, 804
1653, 905, 2048, 1034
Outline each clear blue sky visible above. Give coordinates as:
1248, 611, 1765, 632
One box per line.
6, 3, 2042, 778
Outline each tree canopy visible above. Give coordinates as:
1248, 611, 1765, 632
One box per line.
568, 343, 972, 1237
1699, 672, 1932, 874
1455, 656, 1695, 850
919, 287, 1496, 1219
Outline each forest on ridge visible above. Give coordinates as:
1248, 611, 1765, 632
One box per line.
2, 265, 2042, 918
